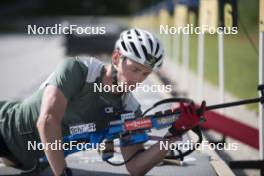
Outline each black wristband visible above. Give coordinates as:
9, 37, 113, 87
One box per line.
59, 167, 72, 176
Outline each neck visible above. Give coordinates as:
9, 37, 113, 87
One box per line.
102, 65, 123, 95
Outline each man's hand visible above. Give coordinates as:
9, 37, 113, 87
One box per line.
169, 101, 206, 136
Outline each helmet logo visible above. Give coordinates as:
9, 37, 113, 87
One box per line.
145, 55, 156, 68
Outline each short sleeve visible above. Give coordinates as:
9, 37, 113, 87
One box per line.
45, 58, 88, 101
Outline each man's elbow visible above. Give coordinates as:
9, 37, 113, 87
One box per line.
36, 114, 60, 130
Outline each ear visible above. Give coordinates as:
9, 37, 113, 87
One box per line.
112, 50, 121, 66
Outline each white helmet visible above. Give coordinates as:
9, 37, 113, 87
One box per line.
115, 28, 164, 71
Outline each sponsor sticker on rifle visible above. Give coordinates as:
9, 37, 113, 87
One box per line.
121, 112, 135, 122
156, 115, 176, 126
124, 118, 152, 131
69, 123, 96, 135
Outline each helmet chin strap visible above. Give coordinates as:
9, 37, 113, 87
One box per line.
111, 63, 118, 86
111, 55, 126, 86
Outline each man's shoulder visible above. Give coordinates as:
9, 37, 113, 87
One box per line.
53, 56, 104, 83
76, 56, 105, 83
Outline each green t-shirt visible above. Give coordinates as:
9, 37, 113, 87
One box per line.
0, 57, 141, 170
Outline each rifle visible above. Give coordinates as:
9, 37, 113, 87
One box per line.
39, 84, 264, 166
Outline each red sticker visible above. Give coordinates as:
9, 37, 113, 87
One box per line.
124, 118, 152, 131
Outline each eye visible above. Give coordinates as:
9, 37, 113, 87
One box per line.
131, 67, 139, 72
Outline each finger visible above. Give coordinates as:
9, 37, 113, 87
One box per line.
180, 102, 187, 114
201, 101, 206, 112
171, 103, 179, 112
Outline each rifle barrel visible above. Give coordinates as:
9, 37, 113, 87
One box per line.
206, 98, 261, 111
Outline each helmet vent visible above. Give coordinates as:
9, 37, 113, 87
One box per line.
157, 62, 162, 68
148, 39, 153, 52
121, 41, 128, 51
156, 54, 162, 62
130, 42, 140, 58
141, 45, 148, 59
154, 42, 160, 55
134, 29, 140, 36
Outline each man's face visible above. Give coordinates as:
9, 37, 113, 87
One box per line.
113, 53, 152, 91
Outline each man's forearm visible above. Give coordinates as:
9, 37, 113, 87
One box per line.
127, 138, 176, 176
37, 114, 66, 176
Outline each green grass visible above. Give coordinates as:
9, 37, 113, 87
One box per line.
156, 29, 259, 110
154, 0, 260, 110
187, 32, 259, 110
185, 0, 259, 110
